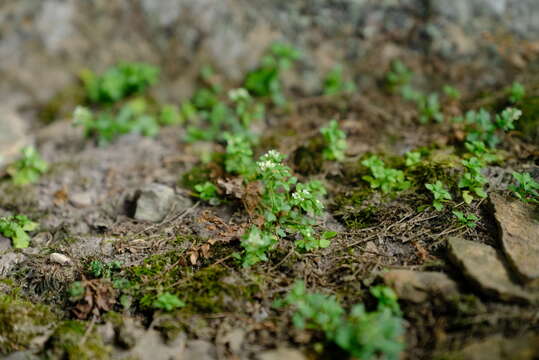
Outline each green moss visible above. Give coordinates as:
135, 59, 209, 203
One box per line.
38, 84, 86, 124
43, 320, 111, 360
0, 294, 57, 354
293, 135, 325, 175
332, 187, 378, 229
515, 96, 539, 142
0, 182, 39, 214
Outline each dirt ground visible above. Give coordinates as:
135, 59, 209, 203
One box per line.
1, 49, 538, 360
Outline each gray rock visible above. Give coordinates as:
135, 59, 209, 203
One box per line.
382, 269, 459, 303
183, 340, 217, 360
49, 252, 72, 266
70, 191, 93, 208
447, 237, 533, 303
491, 194, 539, 282
0, 235, 12, 253
134, 183, 175, 222
446, 333, 539, 360
257, 348, 306, 360
0, 252, 26, 276
0, 108, 29, 167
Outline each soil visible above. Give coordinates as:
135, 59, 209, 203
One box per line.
1, 52, 538, 360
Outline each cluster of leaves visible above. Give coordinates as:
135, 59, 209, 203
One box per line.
507, 81, 525, 104
87, 260, 123, 279
458, 157, 488, 203
279, 281, 404, 360
453, 107, 522, 148
361, 156, 410, 194
320, 120, 347, 161
6, 146, 49, 185
323, 65, 356, 96
241, 150, 332, 266
194, 181, 221, 205
509, 172, 539, 204
0, 215, 38, 248
385, 60, 413, 95
80, 62, 159, 104
452, 210, 479, 228
152, 292, 185, 311
425, 181, 452, 211
244, 42, 301, 106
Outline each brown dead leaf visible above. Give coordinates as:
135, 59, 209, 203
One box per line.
53, 187, 69, 206
72, 279, 117, 320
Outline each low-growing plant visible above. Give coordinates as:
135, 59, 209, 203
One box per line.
153, 292, 185, 312
87, 260, 122, 279
7, 146, 49, 185
80, 62, 159, 104
386, 60, 413, 95
417, 93, 444, 124
229, 88, 265, 128
279, 281, 404, 360
458, 157, 488, 203
194, 181, 221, 205
443, 85, 461, 100
223, 132, 257, 179
452, 210, 479, 228
464, 141, 499, 164
159, 104, 183, 126
361, 156, 411, 194
0, 215, 39, 248
323, 65, 356, 95
507, 81, 525, 104
320, 120, 347, 161
404, 151, 422, 167
425, 181, 452, 211
244, 42, 301, 106
509, 172, 539, 204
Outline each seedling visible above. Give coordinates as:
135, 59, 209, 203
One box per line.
320, 120, 347, 161
153, 292, 185, 312
0, 215, 39, 248
458, 157, 488, 203
159, 104, 183, 126
417, 93, 444, 124
194, 181, 221, 205
323, 65, 356, 95
404, 151, 421, 167
509, 172, 539, 204
425, 181, 452, 210
464, 141, 499, 164
362, 156, 411, 194
229, 88, 265, 128
244, 42, 300, 106
7, 146, 48, 185
443, 85, 461, 100
507, 81, 525, 104
223, 132, 257, 179
80, 62, 159, 104
87, 260, 122, 279
280, 281, 404, 360
452, 210, 479, 228
386, 60, 413, 94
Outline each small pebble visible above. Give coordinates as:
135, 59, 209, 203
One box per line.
49, 252, 72, 266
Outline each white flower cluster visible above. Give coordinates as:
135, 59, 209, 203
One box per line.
292, 188, 311, 202
257, 150, 283, 171
229, 88, 250, 102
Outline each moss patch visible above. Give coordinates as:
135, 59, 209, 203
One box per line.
515, 96, 539, 142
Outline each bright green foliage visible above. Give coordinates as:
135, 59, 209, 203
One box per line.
194, 181, 221, 205
241, 150, 328, 266
74, 99, 160, 145
452, 210, 479, 228
323, 65, 356, 95
425, 181, 452, 211
509, 172, 539, 204
443, 85, 461, 100
417, 93, 444, 124
229, 88, 265, 128
153, 292, 186, 312
223, 132, 257, 179
244, 42, 301, 106
458, 157, 488, 203
464, 141, 499, 164
0, 215, 39, 248
68, 281, 86, 302
404, 151, 421, 167
159, 104, 183, 125
320, 120, 347, 161
281, 281, 404, 360
88, 260, 122, 279
7, 146, 49, 185
386, 60, 413, 95
455, 107, 522, 148
81, 62, 159, 104
507, 81, 525, 104
362, 156, 411, 194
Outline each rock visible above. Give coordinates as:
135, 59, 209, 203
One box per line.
257, 348, 306, 360
70, 191, 93, 208
491, 194, 539, 282
0, 235, 12, 253
134, 183, 175, 222
446, 333, 539, 360
0, 252, 26, 276
221, 328, 246, 354
114, 325, 186, 360
382, 269, 459, 303
447, 237, 532, 303
0, 108, 29, 167
49, 252, 72, 266
183, 340, 217, 360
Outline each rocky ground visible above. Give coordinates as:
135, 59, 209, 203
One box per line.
1, 1, 539, 360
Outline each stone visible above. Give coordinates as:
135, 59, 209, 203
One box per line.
49, 252, 72, 266
70, 191, 93, 208
257, 348, 306, 360
0, 235, 12, 253
446, 333, 539, 360
447, 237, 532, 303
491, 194, 539, 282
183, 340, 217, 360
0, 252, 26, 276
0, 108, 29, 167
382, 269, 459, 303
134, 183, 175, 222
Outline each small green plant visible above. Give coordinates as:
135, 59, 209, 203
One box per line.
68, 281, 86, 302
458, 157, 488, 203
280, 281, 404, 360
386, 60, 413, 95
452, 210, 479, 228
404, 151, 421, 167
323, 65, 356, 95
417, 93, 444, 124
244, 42, 301, 106
153, 292, 185, 312
229, 88, 265, 128
80, 62, 159, 104
223, 132, 256, 179
0, 215, 39, 248
320, 120, 347, 161
159, 104, 183, 126
361, 156, 411, 194
194, 181, 221, 205
7, 146, 49, 185
464, 141, 499, 164
87, 260, 122, 279
425, 181, 452, 211
443, 85, 461, 100
509, 172, 539, 204
507, 81, 525, 104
